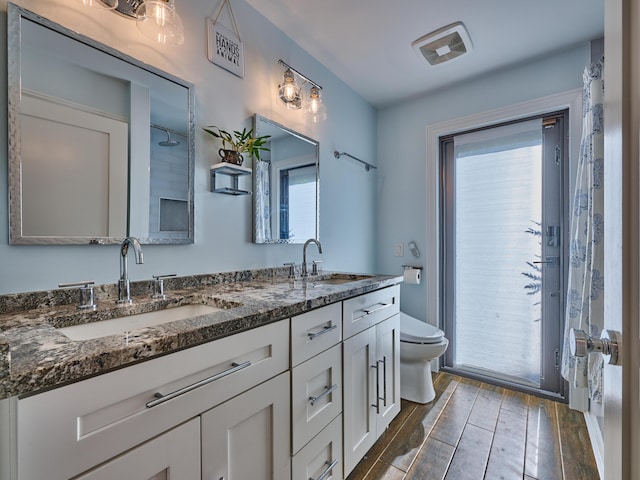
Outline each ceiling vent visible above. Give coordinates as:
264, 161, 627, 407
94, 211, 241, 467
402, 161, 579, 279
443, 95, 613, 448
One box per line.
412, 22, 473, 65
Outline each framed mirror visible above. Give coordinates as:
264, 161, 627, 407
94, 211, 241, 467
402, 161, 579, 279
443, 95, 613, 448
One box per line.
7, 3, 195, 245
253, 115, 319, 244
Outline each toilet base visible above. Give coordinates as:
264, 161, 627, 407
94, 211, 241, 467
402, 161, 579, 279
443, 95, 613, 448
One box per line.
400, 362, 436, 404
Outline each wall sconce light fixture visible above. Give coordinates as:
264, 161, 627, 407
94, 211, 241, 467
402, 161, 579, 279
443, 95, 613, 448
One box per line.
279, 67, 302, 109
83, 0, 185, 46
83, 0, 118, 9
278, 59, 326, 122
306, 85, 327, 123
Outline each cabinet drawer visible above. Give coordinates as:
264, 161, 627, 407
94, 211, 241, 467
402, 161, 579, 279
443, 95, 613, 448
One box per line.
16, 319, 289, 480
291, 302, 342, 367
292, 414, 343, 480
74, 418, 201, 480
292, 343, 342, 454
343, 285, 400, 339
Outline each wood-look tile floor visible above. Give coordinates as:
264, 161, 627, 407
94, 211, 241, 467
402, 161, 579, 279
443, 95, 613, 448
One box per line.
346, 372, 599, 480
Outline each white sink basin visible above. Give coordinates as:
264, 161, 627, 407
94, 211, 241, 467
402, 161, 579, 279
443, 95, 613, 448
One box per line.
308, 274, 374, 286
58, 304, 221, 341
312, 278, 360, 285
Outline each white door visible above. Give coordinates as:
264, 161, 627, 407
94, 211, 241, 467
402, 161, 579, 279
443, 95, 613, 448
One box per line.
603, 0, 640, 478
441, 114, 567, 397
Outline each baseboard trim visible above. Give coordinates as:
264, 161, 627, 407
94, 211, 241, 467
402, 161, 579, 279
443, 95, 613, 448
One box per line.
568, 384, 589, 411
583, 410, 604, 479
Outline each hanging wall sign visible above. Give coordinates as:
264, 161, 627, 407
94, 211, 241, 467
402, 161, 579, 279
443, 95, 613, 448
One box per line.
207, 0, 244, 78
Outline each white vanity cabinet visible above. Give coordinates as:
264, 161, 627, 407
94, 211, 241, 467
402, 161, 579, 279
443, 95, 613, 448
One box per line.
2, 282, 402, 480
13, 319, 289, 480
290, 303, 344, 479
342, 286, 401, 477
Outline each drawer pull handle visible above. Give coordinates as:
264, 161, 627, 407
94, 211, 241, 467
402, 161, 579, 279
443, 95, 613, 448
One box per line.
146, 361, 252, 408
310, 459, 339, 480
309, 384, 338, 406
308, 324, 338, 340
362, 303, 390, 315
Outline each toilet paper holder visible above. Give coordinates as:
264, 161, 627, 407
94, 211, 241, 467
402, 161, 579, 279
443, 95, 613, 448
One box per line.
401, 265, 423, 270
402, 265, 423, 285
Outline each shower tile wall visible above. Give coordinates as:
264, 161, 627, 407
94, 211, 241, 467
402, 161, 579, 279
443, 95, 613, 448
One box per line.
149, 128, 189, 239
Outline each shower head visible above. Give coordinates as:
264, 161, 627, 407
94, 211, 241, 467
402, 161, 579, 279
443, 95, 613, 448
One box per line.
159, 129, 180, 147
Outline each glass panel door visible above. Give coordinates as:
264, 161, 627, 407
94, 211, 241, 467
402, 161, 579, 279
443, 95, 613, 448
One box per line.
442, 113, 566, 396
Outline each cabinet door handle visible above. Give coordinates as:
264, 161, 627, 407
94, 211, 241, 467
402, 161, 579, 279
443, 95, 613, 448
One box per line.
309, 384, 338, 406
379, 356, 387, 407
362, 303, 390, 315
308, 324, 338, 340
146, 361, 251, 408
371, 363, 380, 414
310, 459, 339, 480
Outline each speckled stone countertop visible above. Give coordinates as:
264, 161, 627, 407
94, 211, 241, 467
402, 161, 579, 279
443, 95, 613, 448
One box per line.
0, 267, 402, 400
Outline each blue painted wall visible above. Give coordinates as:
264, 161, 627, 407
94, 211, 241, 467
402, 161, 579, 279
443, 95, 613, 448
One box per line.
0, 1, 594, 301
0, 0, 377, 294
376, 43, 591, 323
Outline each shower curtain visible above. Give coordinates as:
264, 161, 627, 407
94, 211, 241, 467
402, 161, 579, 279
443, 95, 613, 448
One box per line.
254, 159, 271, 242
561, 59, 605, 404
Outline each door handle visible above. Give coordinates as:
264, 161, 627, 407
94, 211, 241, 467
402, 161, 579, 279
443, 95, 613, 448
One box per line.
533, 256, 560, 265
371, 363, 380, 414
569, 328, 621, 366
378, 356, 387, 407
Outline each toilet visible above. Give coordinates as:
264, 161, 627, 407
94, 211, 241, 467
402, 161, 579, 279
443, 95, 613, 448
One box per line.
399, 312, 449, 404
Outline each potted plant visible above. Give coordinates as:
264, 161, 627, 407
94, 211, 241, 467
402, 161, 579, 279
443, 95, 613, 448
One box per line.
203, 126, 270, 166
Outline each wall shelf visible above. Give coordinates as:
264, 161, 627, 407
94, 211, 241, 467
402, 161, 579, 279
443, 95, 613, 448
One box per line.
210, 162, 252, 196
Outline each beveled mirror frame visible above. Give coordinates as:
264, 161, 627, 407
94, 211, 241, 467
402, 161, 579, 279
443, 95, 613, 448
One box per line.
253, 114, 320, 244
7, 3, 195, 245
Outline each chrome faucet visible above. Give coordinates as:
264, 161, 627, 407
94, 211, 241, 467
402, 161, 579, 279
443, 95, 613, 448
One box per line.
117, 237, 144, 304
302, 238, 323, 277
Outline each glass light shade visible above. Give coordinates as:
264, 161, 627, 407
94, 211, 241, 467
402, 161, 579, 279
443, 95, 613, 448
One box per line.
136, 0, 184, 46
305, 86, 327, 122
83, 0, 118, 9
279, 69, 302, 109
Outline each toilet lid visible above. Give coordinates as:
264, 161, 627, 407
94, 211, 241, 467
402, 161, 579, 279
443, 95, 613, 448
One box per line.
400, 312, 445, 344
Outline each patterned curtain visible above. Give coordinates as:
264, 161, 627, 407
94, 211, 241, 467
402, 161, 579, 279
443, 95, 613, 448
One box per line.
254, 159, 271, 242
561, 60, 605, 403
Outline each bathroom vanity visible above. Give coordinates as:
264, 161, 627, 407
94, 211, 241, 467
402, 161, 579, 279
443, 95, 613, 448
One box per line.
0, 269, 402, 480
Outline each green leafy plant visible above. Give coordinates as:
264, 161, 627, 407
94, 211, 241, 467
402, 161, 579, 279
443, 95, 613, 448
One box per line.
522, 220, 542, 322
203, 126, 271, 161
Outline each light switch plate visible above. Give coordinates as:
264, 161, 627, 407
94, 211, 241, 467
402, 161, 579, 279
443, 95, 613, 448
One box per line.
394, 242, 404, 257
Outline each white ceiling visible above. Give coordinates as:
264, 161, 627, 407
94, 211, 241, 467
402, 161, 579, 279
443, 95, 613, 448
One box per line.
246, 0, 605, 107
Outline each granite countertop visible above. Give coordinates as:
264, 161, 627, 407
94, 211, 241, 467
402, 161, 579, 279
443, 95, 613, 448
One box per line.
0, 268, 402, 400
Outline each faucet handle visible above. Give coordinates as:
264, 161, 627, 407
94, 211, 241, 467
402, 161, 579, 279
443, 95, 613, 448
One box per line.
152, 273, 177, 280
58, 281, 97, 311
152, 273, 176, 300
283, 262, 296, 278
311, 260, 323, 276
